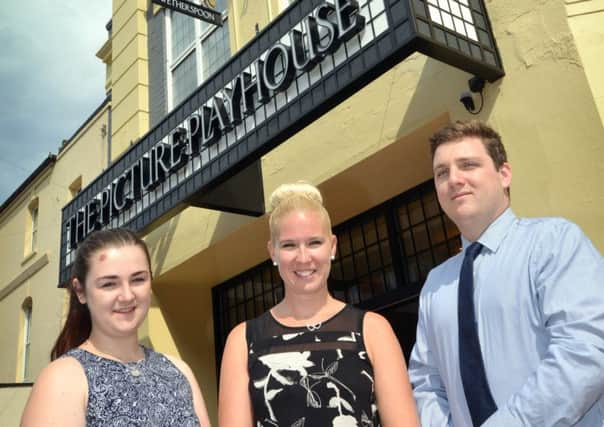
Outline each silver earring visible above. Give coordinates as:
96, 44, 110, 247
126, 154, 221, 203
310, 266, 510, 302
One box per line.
331, 255, 335, 261
273, 260, 278, 266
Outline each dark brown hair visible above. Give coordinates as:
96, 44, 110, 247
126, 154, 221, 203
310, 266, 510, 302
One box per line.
429, 120, 508, 169
50, 228, 151, 360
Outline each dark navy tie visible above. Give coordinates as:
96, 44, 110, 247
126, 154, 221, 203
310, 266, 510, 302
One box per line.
458, 242, 497, 426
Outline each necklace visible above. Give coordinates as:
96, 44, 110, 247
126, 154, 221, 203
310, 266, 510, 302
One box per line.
306, 322, 322, 331
125, 360, 144, 377
83, 340, 145, 377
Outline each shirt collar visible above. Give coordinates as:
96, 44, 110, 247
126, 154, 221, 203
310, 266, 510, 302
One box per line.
461, 208, 517, 254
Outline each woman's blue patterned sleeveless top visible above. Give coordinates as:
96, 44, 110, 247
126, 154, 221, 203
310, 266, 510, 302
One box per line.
65, 346, 200, 426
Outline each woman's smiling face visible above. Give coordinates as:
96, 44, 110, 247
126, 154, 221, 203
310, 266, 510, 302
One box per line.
269, 209, 336, 296
75, 244, 152, 339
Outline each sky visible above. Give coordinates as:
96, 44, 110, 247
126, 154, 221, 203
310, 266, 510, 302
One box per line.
0, 1, 112, 205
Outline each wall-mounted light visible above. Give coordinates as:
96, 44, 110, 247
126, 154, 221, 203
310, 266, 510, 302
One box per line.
459, 76, 485, 115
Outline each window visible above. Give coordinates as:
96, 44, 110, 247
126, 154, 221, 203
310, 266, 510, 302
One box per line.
69, 176, 82, 199
212, 180, 461, 366
167, 0, 231, 108
21, 298, 33, 381
26, 198, 39, 254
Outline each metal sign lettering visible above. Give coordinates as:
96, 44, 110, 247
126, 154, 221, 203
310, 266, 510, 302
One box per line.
59, 0, 503, 286
152, 0, 222, 26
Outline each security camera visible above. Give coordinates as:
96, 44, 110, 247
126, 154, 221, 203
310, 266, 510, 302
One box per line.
459, 91, 475, 112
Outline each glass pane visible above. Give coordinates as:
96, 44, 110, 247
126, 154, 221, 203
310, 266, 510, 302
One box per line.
341, 255, 355, 279
376, 214, 388, 240
351, 225, 364, 252
228, 307, 237, 328
359, 277, 373, 301
444, 215, 459, 239
380, 240, 392, 265
363, 220, 378, 245
407, 256, 419, 284
449, 236, 463, 255
253, 275, 263, 295
408, 200, 424, 225
330, 262, 342, 280
354, 251, 368, 276
227, 287, 236, 307
418, 250, 435, 280
263, 292, 274, 310
236, 284, 244, 303
347, 284, 360, 305
412, 224, 430, 252
366, 243, 383, 271
215, 0, 228, 12
427, 217, 446, 245
244, 278, 253, 298
384, 267, 397, 290
172, 51, 198, 106
202, 23, 231, 80
398, 205, 410, 230
338, 232, 352, 257
331, 288, 345, 301
265, 270, 276, 291
274, 286, 284, 302
371, 272, 386, 295
423, 191, 440, 218
401, 230, 415, 255
255, 299, 264, 316
171, 11, 195, 59
433, 243, 450, 265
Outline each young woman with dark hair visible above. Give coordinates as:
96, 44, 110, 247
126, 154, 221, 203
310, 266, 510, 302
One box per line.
21, 228, 211, 426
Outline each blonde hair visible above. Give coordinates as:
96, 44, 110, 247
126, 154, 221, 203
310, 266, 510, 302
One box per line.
268, 182, 332, 242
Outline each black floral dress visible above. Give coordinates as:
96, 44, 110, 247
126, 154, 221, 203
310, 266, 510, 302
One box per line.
247, 305, 380, 427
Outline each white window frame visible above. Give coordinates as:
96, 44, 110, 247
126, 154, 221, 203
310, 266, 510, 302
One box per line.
21, 299, 33, 381
165, 4, 229, 111
28, 199, 39, 254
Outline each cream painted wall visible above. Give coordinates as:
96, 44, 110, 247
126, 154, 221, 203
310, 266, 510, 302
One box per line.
565, 0, 604, 124
228, 0, 270, 50
482, 1, 604, 250
110, 0, 149, 157
0, 386, 32, 427
0, 104, 109, 422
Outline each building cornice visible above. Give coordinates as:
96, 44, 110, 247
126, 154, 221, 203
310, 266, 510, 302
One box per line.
0, 253, 49, 301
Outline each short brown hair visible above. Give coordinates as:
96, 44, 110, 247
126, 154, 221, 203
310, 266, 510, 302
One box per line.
429, 120, 508, 169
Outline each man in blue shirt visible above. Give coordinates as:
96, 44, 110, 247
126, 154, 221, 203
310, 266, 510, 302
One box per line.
408, 120, 604, 426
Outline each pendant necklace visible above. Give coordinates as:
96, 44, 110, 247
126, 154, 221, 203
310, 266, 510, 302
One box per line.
126, 361, 143, 377
84, 340, 145, 377
306, 322, 322, 331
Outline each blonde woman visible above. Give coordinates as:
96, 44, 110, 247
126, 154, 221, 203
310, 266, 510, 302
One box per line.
219, 182, 419, 426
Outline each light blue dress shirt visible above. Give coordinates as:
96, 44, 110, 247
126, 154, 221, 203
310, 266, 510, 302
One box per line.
409, 209, 604, 426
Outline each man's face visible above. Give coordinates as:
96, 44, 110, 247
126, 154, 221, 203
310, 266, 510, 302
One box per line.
432, 136, 511, 240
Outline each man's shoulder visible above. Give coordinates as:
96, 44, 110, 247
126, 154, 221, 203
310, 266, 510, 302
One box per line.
516, 215, 576, 228
515, 215, 585, 241
421, 252, 464, 295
